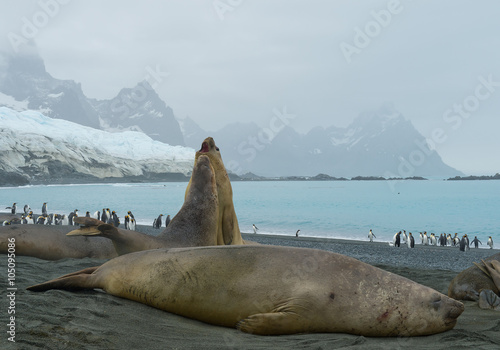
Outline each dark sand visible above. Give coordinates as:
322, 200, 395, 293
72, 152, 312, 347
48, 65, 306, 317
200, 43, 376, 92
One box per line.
1, 226, 499, 349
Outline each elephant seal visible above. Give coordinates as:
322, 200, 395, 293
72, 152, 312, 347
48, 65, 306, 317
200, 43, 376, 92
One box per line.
28, 245, 463, 336
448, 252, 500, 301
67, 155, 219, 255
0, 225, 117, 260
186, 137, 244, 245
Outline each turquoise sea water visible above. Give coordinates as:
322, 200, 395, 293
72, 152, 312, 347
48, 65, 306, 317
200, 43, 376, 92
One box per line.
1, 180, 499, 247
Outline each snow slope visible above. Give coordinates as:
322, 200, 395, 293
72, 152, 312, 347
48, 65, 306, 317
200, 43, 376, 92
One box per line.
0, 107, 195, 184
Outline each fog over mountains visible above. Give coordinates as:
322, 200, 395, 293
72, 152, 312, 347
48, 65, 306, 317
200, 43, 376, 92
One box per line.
0, 46, 463, 183
181, 105, 461, 178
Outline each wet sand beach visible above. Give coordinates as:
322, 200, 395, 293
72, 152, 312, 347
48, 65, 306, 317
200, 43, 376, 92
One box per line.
1, 226, 499, 349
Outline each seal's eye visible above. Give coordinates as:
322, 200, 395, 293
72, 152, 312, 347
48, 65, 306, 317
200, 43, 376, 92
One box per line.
216, 147, 220, 151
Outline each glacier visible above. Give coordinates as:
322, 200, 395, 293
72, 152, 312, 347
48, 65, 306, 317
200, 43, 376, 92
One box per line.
0, 107, 195, 186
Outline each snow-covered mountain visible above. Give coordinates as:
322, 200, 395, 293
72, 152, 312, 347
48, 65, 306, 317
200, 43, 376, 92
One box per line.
0, 107, 194, 186
0, 44, 185, 146
93, 81, 185, 145
183, 105, 463, 178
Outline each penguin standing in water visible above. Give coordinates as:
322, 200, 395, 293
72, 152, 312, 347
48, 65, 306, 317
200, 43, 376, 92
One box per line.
42, 202, 48, 216
164, 214, 171, 228
368, 229, 376, 242
5, 203, 17, 214
23, 204, 30, 214
487, 236, 494, 249
296, 229, 300, 237
471, 236, 482, 248
253, 224, 259, 234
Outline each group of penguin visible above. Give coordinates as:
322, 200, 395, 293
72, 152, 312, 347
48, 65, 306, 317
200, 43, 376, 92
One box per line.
152, 214, 171, 229
3, 202, 138, 231
368, 229, 494, 250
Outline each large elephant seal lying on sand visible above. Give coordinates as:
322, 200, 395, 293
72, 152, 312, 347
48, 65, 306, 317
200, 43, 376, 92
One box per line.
28, 245, 464, 336
68, 155, 219, 255
0, 225, 117, 260
186, 137, 244, 245
448, 253, 500, 310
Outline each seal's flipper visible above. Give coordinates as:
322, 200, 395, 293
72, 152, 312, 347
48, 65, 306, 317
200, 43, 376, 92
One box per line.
67, 222, 115, 237
236, 312, 305, 335
478, 289, 500, 310
52, 266, 99, 280
67, 226, 102, 236
482, 260, 500, 289
27, 266, 99, 292
68, 216, 107, 236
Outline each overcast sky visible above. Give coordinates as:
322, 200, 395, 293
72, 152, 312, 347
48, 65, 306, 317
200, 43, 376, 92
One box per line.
1, 0, 499, 175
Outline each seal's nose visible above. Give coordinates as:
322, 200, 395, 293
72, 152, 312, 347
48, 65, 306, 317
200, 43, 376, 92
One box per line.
441, 296, 464, 327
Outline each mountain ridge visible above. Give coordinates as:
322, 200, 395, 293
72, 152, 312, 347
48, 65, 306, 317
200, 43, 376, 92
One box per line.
182, 107, 463, 178
0, 46, 463, 179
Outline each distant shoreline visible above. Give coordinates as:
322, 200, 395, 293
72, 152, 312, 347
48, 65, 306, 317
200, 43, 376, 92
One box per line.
2, 172, 500, 188
447, 173, 500, 181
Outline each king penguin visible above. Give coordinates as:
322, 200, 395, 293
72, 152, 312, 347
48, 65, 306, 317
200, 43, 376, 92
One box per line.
5, 203, 17, 214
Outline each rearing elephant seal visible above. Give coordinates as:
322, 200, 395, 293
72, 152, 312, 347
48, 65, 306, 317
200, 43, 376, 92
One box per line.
186, 137, 244, 245
67, 155, 219, 255
28, 245, 463, 336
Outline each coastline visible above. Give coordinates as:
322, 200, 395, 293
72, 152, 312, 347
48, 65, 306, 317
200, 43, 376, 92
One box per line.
1, 226, 499, 349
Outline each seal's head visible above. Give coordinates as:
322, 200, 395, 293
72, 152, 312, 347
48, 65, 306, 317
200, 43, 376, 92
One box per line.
195, 137, 224, 170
